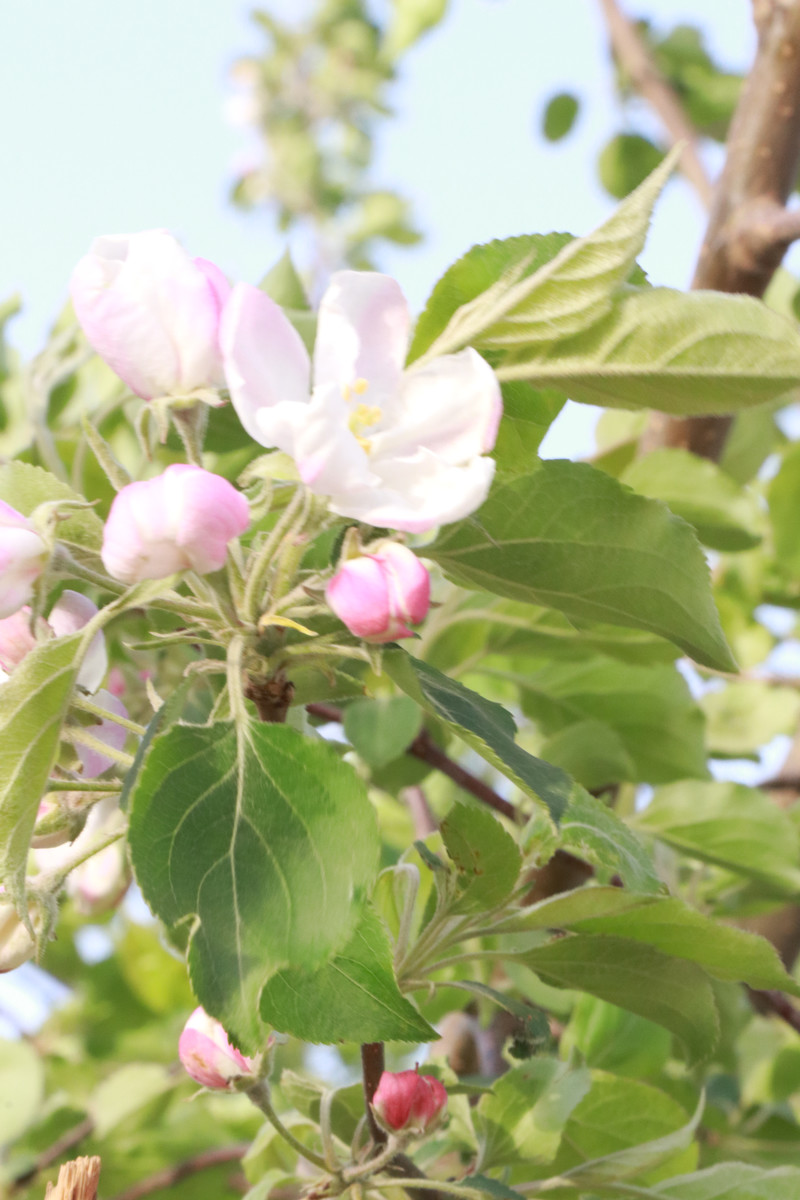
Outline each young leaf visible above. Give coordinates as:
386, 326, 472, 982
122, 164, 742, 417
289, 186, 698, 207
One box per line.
521, 935, 719, 1064
428, 460, 736, 671
415, 150, 677, 360
0, 632, 82, 900
634, 781, 800, 895
475, 1057, 592, 1169
653, 1163, 800, 1198
517, 886, 800, 996
343, 696, 422, 769
557, 789, 660, 893
621, 448, 765, 551
128, 719, 379, 1051
440, 802, 522, 912
383, 647, 574, 821
259, 905, 434, 1044
497, 286, 800, 416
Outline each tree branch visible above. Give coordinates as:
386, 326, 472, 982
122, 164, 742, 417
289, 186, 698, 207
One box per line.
107, 1145, 250, 1200
597, 0, 714, 206
361, 1042, 388, 1147
306, 702, 519, 822
748, 987, 800, 1034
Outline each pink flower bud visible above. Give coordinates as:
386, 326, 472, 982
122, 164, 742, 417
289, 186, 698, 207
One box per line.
372, 1070, 447, 1135
0, 501, 48, 619
101, 464, 250, 583
0, 608, 44, 672
70, 231, 231, 400
179, 1006, 255, 1089
326, 543, 430, 643
0, 592, 106, 692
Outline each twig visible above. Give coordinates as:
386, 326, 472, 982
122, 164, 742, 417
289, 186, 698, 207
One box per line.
361, 1042, 388, 1147
402, 786, 438, 836
597, 0, 713, 206
748, 987, 800, 1034
10, 1118, 95, 1192
306, 703, 519, 823
107, 1144, 250, 1200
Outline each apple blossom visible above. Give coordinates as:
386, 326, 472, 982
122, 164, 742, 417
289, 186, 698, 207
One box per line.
179, 1006, 255, 1089
0, 501, 48, 619
70, 230, 230, 400
326, 543, 430, 642
372, 1070, 447, 1135
221, 271, 501, 533
101, 464, 250, 582
75, 689, 131, 778
0, 591, 107, 692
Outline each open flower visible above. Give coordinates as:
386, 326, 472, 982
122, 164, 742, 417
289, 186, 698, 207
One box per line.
221, 271, 501, 533
70, 230, 230, 400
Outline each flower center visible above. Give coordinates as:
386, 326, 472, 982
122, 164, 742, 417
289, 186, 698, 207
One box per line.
342, 378, 382, 452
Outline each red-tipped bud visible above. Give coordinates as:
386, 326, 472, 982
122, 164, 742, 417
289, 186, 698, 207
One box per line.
178, 1006, 254, 1090
372, 1070, 447, 1135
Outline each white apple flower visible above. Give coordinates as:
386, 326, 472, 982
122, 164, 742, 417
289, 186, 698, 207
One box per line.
221, 272, 502, 533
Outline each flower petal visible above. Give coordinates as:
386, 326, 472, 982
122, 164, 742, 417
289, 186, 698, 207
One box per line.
221, 282, 311, 445
48, 591, 107, 693
280, 383, 376, 496
375, 348, 502, 464
329, 449, 496, 533
314, 272, 410, 402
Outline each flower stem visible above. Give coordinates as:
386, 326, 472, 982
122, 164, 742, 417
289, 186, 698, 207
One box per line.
244, 1080, 329, 1171
71, 695, 146, 737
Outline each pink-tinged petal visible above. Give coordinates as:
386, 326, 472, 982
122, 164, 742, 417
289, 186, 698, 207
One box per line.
0, 608, 41, 672
48, 591, 107, 693
314, 272, 410, 402
377, 348, 502, 464
179, 1007, 254, 1089
379, 543, 431, 627
372, 1070, 447, 1134
77, 689, 130, 777
194, 257, 232, 320
330, 450, 495, 534
0, 525, 48, 618
71, 231, 228, 399
326, 544, 430, 642
221, 282, 311, 444
102, 466, 249, 582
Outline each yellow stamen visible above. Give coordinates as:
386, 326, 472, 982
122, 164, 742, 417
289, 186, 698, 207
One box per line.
353, 377, 369, 395
341, 383, 352, 402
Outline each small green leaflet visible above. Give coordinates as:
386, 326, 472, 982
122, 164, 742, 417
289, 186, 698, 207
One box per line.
440, 802, 523, 911
128, 719, 379, 1051
428, 460, 736, 671
653, 1162, 800, 1198
259, 905, 435, 1044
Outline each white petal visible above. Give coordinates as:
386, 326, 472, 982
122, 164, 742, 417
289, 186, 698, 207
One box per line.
329, 450, 496, 533
375, 348, 502, 465
282, 384, 377, 496
221, 282, 311, 445
48, 591, 107, 693
314, 272, 410, 401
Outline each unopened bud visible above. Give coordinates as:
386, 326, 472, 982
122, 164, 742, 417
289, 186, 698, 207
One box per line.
326, 543, 430, 643
0, 502, 48, 619
178, 1006, 255, 1089
372, 1070, 447, 1135
0, 894, 43, 973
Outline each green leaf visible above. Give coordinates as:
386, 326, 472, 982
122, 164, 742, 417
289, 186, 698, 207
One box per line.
89, 1063, 176, 1139
521, 935, 719, 1064
654, 1163, 800, 1198
598, 133, 666, 199
497, 286, 800, 416
634, 781, 800, 895
409, 233, 573, 362
543, 92, 580, 141
383, 647, 574, 822
428, 461, 735, 671
563, 993, 672, 1078
0, 1039, 45, 1146
768, 440, 800, 574
543, 1075, 700, 1187
492, 382, 565, 476
518, 886, 800, 995
440, 802, 522, 911
259, 251, 309, 310
343, 696, 422, 769
128, 719, 379, 1051
700, 681, 800, 758
416, 150, 677, 359
0, 461, 104, 564
540, 719, 635, 791
459, 1177, 527, 1200
0, 632, 82, 898
510, 655, 708, 784
475, 1058, 592, 1169
448, 981, 550, 1052
259, 905, 434, 1043
382, 0, 449, 57
557, 789, 660, 893
621, 448, 765, 551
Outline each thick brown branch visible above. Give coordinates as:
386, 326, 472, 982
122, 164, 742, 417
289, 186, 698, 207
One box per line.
597, 0, 713, 206
361, 1042, 388, 1147
108, 1145, 249, 1200
748, 987, 800, 1033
